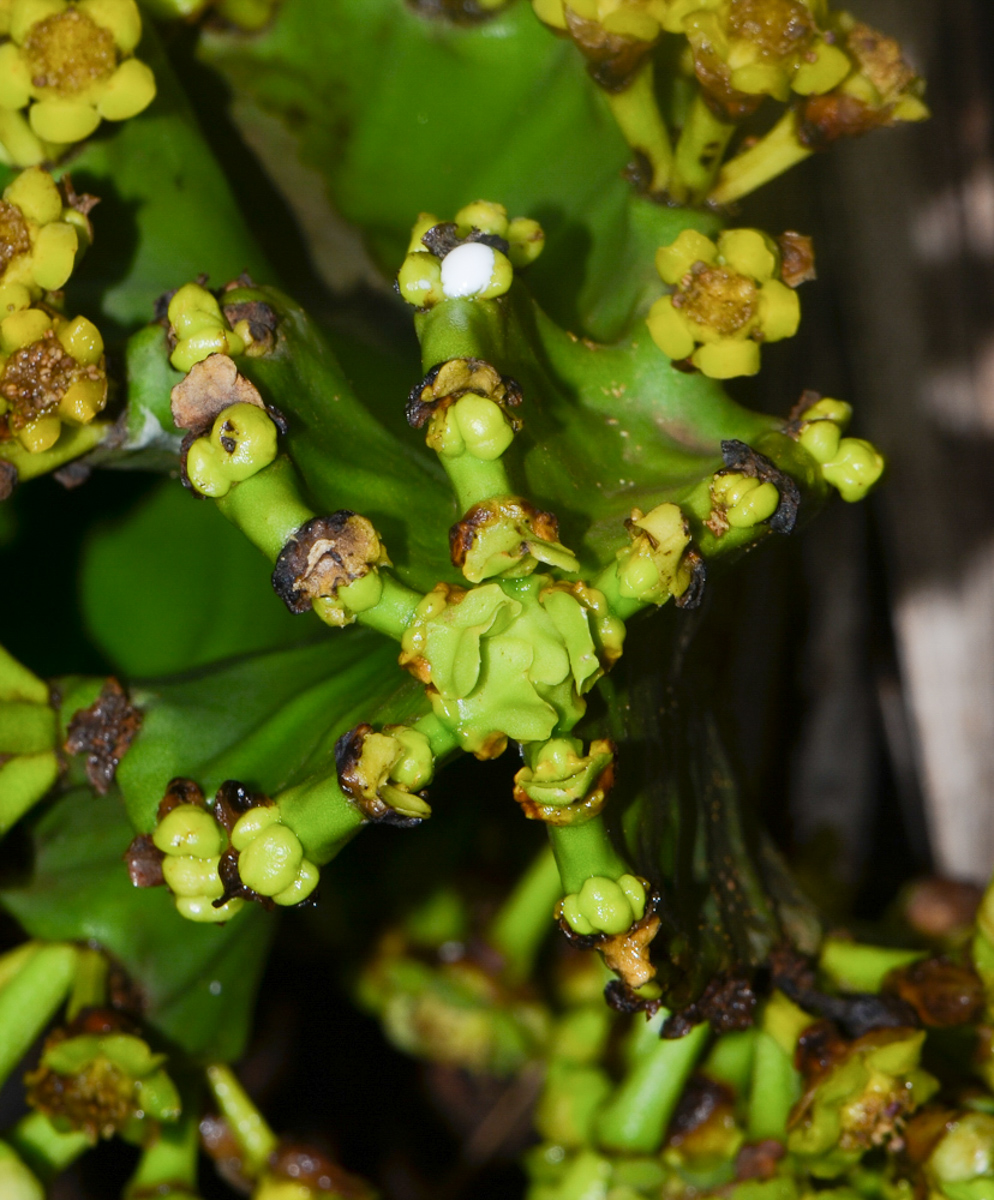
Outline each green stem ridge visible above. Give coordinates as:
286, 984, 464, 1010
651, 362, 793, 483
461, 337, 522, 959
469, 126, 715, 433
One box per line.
8, 1112, 90, 1182
205, 1064, 277, 1178
0, 944, 77, 1090
605, 62, 674, 196
595, 1013, 709, 1153
488, 844, 562, 982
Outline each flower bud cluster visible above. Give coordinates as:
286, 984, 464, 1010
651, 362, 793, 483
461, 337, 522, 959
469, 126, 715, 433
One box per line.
0, 296, 106, 453
167, 283, 248, 374
560, 873, 647, 937
614, 502, 695, 605
149, 779, 319, 924
26, 1014, 181, 1142
398, 200, 544, 310
184, 401, 279, 498
795, 395, 884, 502
0, 0, 155, 167
647, 227, 803, 378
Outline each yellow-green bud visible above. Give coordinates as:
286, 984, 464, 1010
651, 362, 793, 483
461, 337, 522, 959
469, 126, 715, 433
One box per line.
152, 804, 225, 859
162, 854, 224, 899
230, 804, 281, 852
821, 437, 885, 502
397, 252, 444, 308
562, 874, 646, 936
454, 199, 508, 239
184, 403, 278, 498
175, 895, 244, 923
440, 242, 513, 301
236, 823, 303, 897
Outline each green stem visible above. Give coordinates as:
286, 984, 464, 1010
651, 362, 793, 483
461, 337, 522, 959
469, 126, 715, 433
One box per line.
8, 1112, 90, 1182
818, 938, 924, 994
0, 422, 111, 487
548, 817, 631, 896
125, 1096, 200, 1197
275, 771, 366, 864
709, 109, 812, 206
487, 844, 561, 982
592, 561, 649, 623
0, 943, 40, 994
440, 453, 512, 512
215, 455, 315, 563
355, 575, 422, 641
67, 948, 108, 1021
0, 754, 60, 836
595, 1013, 709, 1153
747, 1030, 801, 1141
412, 711, 461, 760
0, 943, 77, 1089
205, 1064, 277, 1179
605, 61, 675, 196
673, 92, 736, 202
0, 703, 56, 755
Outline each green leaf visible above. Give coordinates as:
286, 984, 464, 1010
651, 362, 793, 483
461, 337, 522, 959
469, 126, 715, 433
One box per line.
197, 0, 652, 336
79, 479, 308, 677
116, 628, 425, 832
0, 787, 274, 1062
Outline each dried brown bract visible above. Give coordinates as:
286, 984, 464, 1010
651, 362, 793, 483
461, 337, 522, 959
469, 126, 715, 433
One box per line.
272, 512, 387, 614
65, 678, 142, 794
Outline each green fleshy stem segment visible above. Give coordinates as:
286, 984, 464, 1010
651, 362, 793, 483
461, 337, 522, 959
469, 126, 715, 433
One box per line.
438, 448, 513, 513
273, 772, 367, 866
0, 754, 60, 836
8, 1113, 89, 1183
0, 422, 111, 488
0, 943, 77, 1089
0, 1140, 45, 1200
66, 948, 108, 1021
604, 61, 674, 196
428, 394, 517, 510
487, 845, 563, 983
595, 1011, 709, 1153
216, 456, 422, 641
124, 1098, 201, 1199
747, 991, 809, 1141
709, 110, 812, 207
214, 455, 315, 562
672, 92, 736, 202
205, 1064, 277, 1179
548, 817, 631, 898
818, 938, 925, 994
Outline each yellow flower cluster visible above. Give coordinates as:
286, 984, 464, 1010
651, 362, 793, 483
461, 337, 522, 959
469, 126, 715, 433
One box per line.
647, 227, 801, 378
0, 0, 155, 168
0, 292, 106, 453
0, 166, 91, 302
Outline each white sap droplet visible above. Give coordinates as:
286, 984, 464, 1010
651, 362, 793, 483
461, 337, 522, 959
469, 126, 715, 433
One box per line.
441, 243, 495, 298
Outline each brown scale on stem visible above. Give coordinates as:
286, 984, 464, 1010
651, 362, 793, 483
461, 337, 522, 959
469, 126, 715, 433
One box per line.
272, 511, 388, 615
65, 677, 142, 795
407, 357, 522, 431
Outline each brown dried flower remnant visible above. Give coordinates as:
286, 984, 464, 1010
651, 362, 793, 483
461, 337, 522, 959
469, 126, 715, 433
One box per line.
65, 677, 142, 794
272, 511, 390, 620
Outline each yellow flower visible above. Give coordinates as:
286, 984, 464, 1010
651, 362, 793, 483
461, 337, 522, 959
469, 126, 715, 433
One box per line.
0, 0, 155, 168
646, 226, 802, 378
0, 291, 107, 452
0, 166, 91, 300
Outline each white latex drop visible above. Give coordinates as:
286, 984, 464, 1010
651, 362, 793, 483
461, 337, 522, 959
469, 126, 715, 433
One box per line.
441, 243, 495, 298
